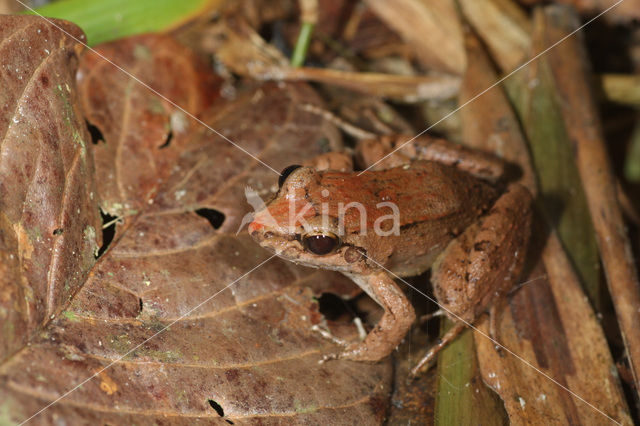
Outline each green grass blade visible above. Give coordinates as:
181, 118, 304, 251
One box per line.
291, 22, 315, 67
435, 321, 507, 426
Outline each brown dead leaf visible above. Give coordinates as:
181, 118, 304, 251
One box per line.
77, 34, 222, 218
0, 16, 102, 362
459, 0, 532, 73
0, 23, 392, 423
460, 29, 632, 425
366, 0, 466, 74
0, 0, 22, 14
541, 6, 640, 394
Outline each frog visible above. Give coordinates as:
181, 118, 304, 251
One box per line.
248, 134, 533, 375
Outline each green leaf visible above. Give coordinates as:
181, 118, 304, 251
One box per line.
505, 68, 601, 308
25, 0, 222, 45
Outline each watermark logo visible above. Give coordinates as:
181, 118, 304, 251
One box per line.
237, 186, 401, 237
236, 186, 273, 234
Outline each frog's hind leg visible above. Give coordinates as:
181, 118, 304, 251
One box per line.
356, 134, 505, 181
411, 184, 532, 375
489, 296, 507, 357
411, 321, 466, 376
489, 296, 505, 342
412, 297, 506, 376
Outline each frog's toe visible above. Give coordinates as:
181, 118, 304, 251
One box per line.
311, 324, 349, 347
335, 342, 383, 362
318, 352, 341, 364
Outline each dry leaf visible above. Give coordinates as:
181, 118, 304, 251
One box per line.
460, 27, 632, 426
366, 0, 466, 74
0, 15, 101, 362
77, 34, 221, 218
0, 20, 392, 424
459, 0, 532, 72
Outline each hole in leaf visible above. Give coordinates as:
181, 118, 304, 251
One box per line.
208, 399, 224, 416
97, 209, 118, 258
206, 400, 234, 423
86, 120, 105, 145
158, 130, 173, 149
195, 208, 225, 229
139, 298, 143, 314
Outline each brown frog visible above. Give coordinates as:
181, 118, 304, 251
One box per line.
248, 135, 532, 375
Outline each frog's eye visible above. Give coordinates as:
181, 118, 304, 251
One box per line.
302, 233, 340, 255
278, 164, 302, 188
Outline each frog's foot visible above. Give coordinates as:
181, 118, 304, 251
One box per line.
331, 271, 416, 362
410, 321, 466, 377
353, 317, 367, 340
320, 339, 391, 364
317, 318, 369, 364
311, 324, 349, 347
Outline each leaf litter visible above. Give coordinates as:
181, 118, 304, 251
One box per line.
2, 0, 640, 423
0, 16, 390, 425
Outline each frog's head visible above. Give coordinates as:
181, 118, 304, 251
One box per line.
248, 165, 368, 273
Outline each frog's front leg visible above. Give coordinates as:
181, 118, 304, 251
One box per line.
412, 183, 533, 375
326, 271, 416, 362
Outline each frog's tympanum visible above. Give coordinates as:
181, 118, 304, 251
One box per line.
249, 135, 532, 375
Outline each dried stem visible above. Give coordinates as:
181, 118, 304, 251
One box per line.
540, 5, 640, 395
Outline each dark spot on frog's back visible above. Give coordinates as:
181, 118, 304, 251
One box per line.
473, 240, 491, 252
400, 222, 418, 231
40, 75, 49, 87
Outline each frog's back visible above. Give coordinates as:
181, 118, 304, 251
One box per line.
317, 161, 499, 275
380, 161, 498, 225
319, 161, 498, 229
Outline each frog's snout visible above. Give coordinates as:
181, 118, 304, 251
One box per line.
248, 220, 274, 244
247, 220, 261, 236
